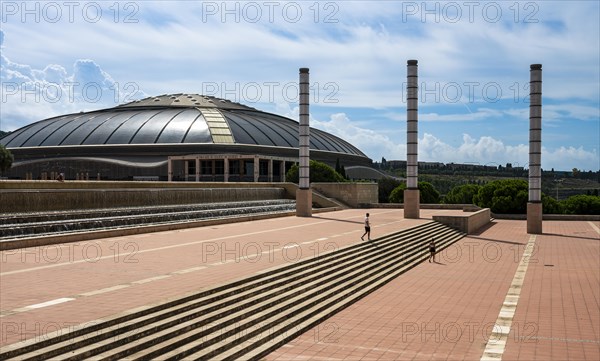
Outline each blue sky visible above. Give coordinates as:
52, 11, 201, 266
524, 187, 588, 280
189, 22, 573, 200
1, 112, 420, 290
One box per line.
1, 1, 598, 171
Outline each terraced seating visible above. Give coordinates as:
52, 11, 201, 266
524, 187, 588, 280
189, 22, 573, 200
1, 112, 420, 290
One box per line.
0, 221, 464, 361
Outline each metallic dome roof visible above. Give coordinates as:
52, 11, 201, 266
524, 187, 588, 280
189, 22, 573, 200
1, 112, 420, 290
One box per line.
1, 94, 366, 157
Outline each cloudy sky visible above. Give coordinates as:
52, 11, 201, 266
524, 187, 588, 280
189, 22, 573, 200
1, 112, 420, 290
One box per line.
1, 1, 598, 171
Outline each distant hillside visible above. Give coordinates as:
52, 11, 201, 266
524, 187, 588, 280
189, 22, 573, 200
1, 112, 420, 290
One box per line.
0, 130, 10, 139
376, 164, 599, 201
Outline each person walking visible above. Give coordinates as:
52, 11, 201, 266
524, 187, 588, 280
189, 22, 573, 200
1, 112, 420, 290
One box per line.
428, 238, 436, 262
361, 213, 371, 241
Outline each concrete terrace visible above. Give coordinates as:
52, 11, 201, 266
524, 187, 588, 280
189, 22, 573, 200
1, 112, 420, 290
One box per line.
0, 209, 598, 360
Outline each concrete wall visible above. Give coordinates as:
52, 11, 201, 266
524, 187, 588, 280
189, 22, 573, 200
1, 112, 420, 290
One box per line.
493, 213, 600, 221
0, 187, 288, 213
0, 180, 289, 190
311, 183, 378, 207
0, 180, 350, 213
369, 204, 481, 211
0, 181, 292, 213
433, 208, 491, 234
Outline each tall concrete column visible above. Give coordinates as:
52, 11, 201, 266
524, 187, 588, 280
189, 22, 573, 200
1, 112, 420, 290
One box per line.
224, 157, 229, 183
296, 67, 312, 217
404, 59, 420, 218
527, 64, 543, 234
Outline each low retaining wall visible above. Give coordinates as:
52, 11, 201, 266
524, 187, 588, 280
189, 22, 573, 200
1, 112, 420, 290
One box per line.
311, 183, 378, 207
0, 181, 347, 213
492, 213, 600, 221
0, 183, 288, 213
0, 180, 288, 190
368, 203, 481, 211
433, 208, 491, 234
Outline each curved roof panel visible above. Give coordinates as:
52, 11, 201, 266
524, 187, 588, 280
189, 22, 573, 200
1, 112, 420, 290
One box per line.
1, 94, 367, 158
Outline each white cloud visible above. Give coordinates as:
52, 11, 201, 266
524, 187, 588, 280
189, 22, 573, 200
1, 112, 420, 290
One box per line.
3, 1, 597, 106
419, 133, 598, 171
314, 112, 406, 159
415, 133, 528, 167
309, 112, 598, 171
0, 34, 145, 130
0, 2, 597, 171
545, 146, 599, 171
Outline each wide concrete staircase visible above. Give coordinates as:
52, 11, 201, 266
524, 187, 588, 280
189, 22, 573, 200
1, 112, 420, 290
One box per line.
0, 221, 464, 361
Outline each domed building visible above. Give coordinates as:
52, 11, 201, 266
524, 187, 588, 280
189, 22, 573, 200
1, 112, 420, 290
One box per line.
1, 94, 371, 181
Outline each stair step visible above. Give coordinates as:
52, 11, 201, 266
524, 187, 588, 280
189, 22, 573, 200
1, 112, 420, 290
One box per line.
103, 231, 464, 359
0, 222, 465, 361
0, 223, 439, 359
184, 235, 465, 360
61, 225, 456, 360
134, 235, 461, 360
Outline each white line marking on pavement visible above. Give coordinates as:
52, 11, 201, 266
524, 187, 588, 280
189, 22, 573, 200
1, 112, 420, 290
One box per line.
172, 266, 207, 274
132, 275, 171, 284
1, 265, 206, 317
480, 235, 536, 361
1, 220, 336, 276
25, 297, 75, 309
79, 285, 130, 297
0, 210, 412, 317
2, 210, 407, 276
588, 221, 600, 234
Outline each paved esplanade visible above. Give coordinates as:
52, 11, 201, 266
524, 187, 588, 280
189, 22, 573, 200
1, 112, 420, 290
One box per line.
1, 210, 598, 360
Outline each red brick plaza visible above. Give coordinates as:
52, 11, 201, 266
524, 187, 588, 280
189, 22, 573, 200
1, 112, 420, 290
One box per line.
1, 209, 599, 360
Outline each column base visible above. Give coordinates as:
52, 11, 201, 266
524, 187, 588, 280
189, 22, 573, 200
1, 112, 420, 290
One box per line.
296, 189, 312, 217
404, 189, 420, 219
527, 202, 543, 234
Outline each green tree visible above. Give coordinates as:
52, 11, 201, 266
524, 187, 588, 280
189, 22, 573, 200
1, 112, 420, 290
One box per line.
0, 144, 13, 173
473, 179, 529, 214
340, 165, 347, 179
378, 177, 402, 203
388, 183, 406, 203
285, 160, 345, 184
542, 194, 562, 214
334, 158, 348, 179
388, 181, 440, 204
443, 184, 481, 204
561, 195, 600, 215
419, 181, 440, 203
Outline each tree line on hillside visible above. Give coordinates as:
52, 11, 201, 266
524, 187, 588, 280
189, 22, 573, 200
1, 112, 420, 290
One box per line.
376, 158, 599, 182
285, 161, 599, 215
379, 177, 599, 215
